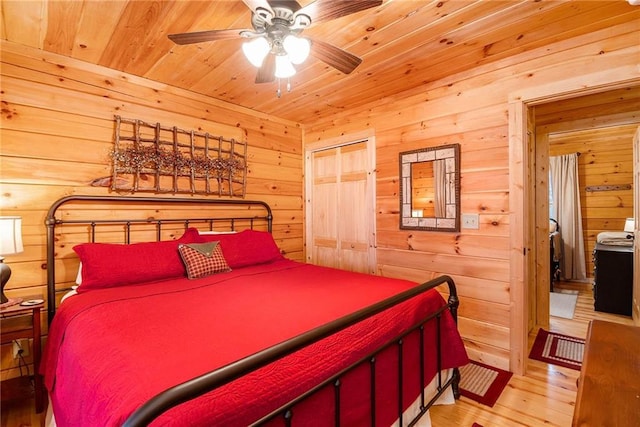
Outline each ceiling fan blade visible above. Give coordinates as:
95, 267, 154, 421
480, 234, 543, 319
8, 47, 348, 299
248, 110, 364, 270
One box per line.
242, 0, 275, 15
296, 0, 382, 25
310, 38, 362, 74
255, 53, 276, 83
168, 29, 248, 45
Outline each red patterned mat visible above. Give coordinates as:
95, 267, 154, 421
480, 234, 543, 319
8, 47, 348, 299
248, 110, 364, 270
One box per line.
528, 328, 585, 370
459, 360, 512, 407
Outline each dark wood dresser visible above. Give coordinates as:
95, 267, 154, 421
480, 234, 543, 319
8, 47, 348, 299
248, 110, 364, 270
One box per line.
592, 243, 633, 316
573, 320, 640, 426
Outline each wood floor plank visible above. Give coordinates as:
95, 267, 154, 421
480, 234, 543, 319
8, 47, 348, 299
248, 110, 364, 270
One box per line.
430, 280, 634, 426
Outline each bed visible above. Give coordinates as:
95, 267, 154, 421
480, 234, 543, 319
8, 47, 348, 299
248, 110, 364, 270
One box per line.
41, 195, 468, 426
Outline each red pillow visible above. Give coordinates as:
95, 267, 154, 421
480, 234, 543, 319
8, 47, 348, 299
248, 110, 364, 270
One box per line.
74, 228, 203, 291
199, 229, 283, 268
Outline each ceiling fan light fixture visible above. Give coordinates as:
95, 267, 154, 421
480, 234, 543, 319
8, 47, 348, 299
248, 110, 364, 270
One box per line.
283, 35, 310, 64
167, 0, 383, 95
242, 36, 271, 67
275, 55, 296, 78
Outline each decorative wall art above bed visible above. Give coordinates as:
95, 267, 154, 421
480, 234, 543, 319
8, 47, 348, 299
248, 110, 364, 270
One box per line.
399, 143, 460, 231
110, 116, 247, 197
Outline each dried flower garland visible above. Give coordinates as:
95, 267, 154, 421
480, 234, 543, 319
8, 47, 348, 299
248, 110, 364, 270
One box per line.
111, 115, 248, 197
112, 145, 244, 178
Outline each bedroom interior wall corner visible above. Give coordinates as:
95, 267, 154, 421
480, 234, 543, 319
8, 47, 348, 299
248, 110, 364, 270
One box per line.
0, 42, 306, 382
273, 23, 640, 374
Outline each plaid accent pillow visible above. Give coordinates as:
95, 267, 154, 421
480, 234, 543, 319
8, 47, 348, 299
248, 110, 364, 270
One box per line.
178, 241, 231, 279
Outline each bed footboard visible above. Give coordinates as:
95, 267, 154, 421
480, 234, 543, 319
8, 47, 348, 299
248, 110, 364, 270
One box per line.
123, 275, 461, 427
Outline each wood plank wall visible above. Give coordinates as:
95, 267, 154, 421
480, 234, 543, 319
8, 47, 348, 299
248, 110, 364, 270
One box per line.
304, 22, 639, 370
0, 40, 303, 380
547, 124, 636, 278
1, 22, 637, 382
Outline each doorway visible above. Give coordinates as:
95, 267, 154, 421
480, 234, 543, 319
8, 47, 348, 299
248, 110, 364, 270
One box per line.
533, 111, 640, 328
508, 79, 640, 375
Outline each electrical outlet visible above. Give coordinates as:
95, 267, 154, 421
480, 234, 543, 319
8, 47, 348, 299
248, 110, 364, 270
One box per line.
12, 339, 30, 359
462, 213, 480, 229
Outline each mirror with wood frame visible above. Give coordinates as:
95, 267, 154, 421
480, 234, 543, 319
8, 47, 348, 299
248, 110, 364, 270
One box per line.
399, 143, 460, 231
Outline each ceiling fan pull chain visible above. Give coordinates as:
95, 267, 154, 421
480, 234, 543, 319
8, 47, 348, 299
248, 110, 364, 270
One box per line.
287, 78, 292, 93
277, 78, 282, 98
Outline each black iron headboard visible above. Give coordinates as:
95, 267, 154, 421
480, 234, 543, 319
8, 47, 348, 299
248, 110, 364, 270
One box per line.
45, 195, 273, 323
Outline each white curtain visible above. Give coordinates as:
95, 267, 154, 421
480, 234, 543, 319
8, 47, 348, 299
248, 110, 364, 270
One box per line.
549, 153, 587, 281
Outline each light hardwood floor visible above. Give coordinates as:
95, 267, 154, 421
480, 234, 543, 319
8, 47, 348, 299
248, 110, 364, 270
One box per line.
430, 281, 636, 427
1, 282, 635, 427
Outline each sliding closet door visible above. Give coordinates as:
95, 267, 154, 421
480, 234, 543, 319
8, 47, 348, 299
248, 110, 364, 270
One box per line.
337, 143, 371, 272
307, 140, 375, 274
310, 148, 340, 268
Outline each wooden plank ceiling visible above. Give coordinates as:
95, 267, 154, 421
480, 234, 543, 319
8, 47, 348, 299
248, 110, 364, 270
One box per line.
2, 0, 639, 125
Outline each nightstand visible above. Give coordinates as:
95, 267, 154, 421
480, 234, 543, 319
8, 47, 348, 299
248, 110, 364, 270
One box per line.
592, 243, 633, 316
0, 299, 45, 413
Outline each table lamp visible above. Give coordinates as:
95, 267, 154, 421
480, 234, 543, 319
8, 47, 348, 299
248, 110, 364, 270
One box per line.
624, 217, 634, 232
623, 217, 634, 241
0, 216, 24, 307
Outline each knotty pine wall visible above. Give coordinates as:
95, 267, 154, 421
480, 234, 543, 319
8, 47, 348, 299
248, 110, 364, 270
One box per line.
548, 124, 635, 278
305, 22, 639, 370
1, 24, 637, 382
0, 40, 303, 380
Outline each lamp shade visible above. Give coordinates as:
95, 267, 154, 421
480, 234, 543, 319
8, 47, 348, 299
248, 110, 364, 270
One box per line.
624, 217, 635, 233
275, 55, 296, 78
242, 37, 271, 67
283, 35, 310, 65
0, 216, 23, 256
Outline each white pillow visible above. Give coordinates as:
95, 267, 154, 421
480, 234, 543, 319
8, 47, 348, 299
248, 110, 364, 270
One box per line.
63, 263, 81, 304
60, 288, 78, 304
75, 263, 83, 285
198, 230, 237, 235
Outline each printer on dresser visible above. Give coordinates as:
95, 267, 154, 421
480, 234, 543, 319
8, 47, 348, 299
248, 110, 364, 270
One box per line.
592, 228, 633, 316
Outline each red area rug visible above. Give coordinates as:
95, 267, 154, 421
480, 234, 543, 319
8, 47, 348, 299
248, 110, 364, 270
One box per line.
528, 328, 585, 370
459, 360, 512, 407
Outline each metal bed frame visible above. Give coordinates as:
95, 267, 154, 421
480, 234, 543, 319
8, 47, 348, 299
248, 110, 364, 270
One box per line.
44, 195, 461, 427
45, 195, 272, 322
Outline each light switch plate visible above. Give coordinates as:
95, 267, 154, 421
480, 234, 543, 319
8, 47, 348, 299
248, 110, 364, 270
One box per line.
462, 213, 479, 229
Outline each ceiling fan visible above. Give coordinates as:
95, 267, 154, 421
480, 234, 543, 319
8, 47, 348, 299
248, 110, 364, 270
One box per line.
168, 0, 383, 95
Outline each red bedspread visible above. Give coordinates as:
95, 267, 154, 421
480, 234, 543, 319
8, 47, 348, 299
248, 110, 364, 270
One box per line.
42, 259, 468, 426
